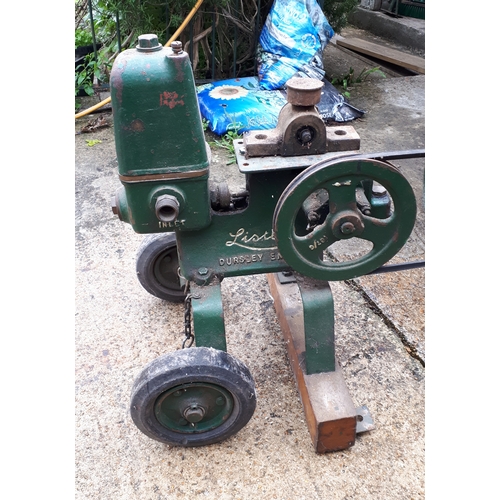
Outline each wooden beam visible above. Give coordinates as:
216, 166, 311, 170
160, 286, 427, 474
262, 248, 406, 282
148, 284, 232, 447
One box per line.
267, 273, 358, 453
336, 37, 425, 74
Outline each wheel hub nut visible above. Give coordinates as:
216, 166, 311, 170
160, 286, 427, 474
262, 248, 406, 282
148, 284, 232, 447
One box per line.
183, 404, 206, 423
340, 222, 356, 235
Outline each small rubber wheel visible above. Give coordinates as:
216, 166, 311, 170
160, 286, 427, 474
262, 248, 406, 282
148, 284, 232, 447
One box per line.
135, 233, 186, 302
130, 347, 257, 447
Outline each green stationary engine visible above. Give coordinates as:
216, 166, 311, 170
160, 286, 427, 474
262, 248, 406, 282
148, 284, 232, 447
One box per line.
110, 34, 423, 451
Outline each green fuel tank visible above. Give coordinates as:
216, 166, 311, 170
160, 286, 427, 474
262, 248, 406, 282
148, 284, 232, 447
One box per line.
110, 34, 211, 233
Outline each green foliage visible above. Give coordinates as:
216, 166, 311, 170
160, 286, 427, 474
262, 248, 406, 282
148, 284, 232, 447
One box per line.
75, 52, 112, 96
86, 139, 102, 147
331, 66, 386, 97
322, 0, 359, 34
75, 28, 93, 48
208, 124, 243, 165
74, 0, 357, 97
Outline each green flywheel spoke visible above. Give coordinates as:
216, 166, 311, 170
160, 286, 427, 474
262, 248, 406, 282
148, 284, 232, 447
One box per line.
293, 218, 337, 262
359, 214, 399, 247
325, 181, 358, 213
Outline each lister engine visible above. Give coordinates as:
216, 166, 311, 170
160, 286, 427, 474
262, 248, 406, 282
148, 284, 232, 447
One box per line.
110, 34, 422, 452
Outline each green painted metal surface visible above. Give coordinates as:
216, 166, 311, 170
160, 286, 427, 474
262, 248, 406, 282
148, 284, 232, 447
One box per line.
110, 35, 211, 232
154, 382, 234, 432
398, 1, 425, 19
177, 170, 297, 285
296, 275, 336, 375
190, 282, 227, 351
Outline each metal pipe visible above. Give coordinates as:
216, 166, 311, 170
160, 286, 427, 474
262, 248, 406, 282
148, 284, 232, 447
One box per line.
233, 0, 238, 77
253, 0, 261, 76
88, 0, 98, 65
211, 8, 216, 80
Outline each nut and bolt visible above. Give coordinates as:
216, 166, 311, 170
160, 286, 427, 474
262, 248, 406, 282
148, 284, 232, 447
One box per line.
299, 128, 313, 144
198, 267, 209, 276
372, 183, 388, 197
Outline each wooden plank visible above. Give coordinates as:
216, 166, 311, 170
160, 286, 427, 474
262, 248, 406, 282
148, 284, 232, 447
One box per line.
267, 273, 358, 453
336, 37, 425, 74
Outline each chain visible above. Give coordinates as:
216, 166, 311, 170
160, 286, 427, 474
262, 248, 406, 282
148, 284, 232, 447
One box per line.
182, 281, 194, 348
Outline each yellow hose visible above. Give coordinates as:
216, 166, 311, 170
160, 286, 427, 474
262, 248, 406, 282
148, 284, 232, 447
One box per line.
75, 0, 205, 120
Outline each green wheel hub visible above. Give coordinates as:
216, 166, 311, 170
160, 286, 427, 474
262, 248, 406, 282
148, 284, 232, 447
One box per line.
273, 157, 417, 281
154, 382, 234, 433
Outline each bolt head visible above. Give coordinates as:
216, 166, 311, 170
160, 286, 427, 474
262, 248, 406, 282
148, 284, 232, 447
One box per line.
137, 34, 161, 52
184, 405, 205, 423
300, 129, 312, 143
138, 34, 158, 48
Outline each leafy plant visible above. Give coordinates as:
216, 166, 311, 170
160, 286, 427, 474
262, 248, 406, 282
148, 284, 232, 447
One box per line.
322, 0, 359, 34
86, 139, 102, 147
75, 28, 93, 48
75, 52, 112, 96
331, 66, 385, 97
208, 124, 242, 165
357, 66, 386, 81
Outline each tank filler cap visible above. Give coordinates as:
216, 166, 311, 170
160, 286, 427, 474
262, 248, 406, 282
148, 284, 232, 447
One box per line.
136, 34, 162, 52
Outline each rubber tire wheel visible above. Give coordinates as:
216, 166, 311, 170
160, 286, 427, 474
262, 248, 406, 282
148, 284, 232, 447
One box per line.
130, 347, 257, 447
135, 232, 186, 302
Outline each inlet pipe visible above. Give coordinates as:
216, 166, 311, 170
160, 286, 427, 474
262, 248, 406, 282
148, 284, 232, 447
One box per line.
75, 0, 205, 120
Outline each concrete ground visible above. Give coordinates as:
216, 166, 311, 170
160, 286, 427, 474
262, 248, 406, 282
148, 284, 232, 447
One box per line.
75, 11, 424, 500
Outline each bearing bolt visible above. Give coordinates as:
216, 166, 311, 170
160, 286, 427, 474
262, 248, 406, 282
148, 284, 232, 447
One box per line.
300, 128, 312, 144
198, 267, 208, 276
340, 222, 356, 235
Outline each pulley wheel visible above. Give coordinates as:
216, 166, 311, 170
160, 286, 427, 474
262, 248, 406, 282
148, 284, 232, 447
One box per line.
273, 157, 417, 281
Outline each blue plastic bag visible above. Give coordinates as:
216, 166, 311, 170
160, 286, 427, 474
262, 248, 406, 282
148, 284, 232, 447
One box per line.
197, 77, 287, 135
257, 0, 334, 90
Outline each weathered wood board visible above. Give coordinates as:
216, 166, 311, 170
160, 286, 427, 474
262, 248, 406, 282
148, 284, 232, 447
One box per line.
336, 37, 425, 74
